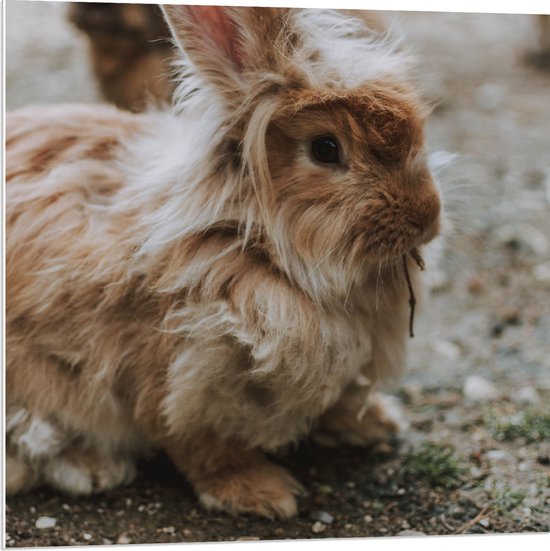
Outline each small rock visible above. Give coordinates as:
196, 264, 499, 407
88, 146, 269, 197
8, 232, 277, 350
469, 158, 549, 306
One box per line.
183, 529, 192, 537
117, 534, 132, 545
476, 83, 505, 111
534, 261, 550, 283
398, 530, 426, 536
35, 517, 57, 529
479, 518, 491, 528
433, 339, 462, 360
448, 505, 465, 519
83, 533, 92, 541
102, 539, 113, 545
486, 449, 510, 462
363, 514, 373, 523
160, 526, 175, 534
517, 225, 549, 256
314, 511, 334, 524
467, 276, 484, 295
30, 506, 36, 514
513, 386, 541, 405
401, 520, 411, 529
463, 375, 500, 402
311, 521, 326, 534
62, 504, 70, 511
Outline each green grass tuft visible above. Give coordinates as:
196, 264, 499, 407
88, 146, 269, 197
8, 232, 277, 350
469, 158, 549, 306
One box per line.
490, 487, 526, 513
400, 443, 467, 489
490, 409, 550, 443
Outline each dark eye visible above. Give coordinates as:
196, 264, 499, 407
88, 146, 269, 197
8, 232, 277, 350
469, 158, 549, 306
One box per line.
311, 135, 340, 164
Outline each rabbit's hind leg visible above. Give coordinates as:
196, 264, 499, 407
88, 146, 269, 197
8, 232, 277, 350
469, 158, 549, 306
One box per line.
314, 382, 407, 449
42, 445, 137, 496
6, 406, 136, 496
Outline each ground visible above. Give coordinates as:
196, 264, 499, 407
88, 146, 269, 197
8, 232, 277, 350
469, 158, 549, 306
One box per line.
4, 2, 550, 546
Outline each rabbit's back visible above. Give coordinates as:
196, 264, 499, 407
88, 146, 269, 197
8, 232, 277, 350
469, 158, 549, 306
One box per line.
6, 104, 156, 431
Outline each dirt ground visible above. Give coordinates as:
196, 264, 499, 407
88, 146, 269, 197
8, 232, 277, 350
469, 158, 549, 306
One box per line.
4, 1, 550, 546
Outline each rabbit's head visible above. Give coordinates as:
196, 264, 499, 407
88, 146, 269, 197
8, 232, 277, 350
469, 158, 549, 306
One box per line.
162, 6, 441, 301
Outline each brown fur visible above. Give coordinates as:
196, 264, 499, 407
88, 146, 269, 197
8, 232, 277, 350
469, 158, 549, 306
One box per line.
7, 7, 441, 517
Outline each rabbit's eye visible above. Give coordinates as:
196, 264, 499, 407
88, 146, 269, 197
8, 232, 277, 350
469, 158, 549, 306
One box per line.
311, 136, 340, 164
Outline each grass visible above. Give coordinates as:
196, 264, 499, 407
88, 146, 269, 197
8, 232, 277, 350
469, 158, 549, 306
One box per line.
400, 443, 468, 489
490, 487, 527, 514
489, 409, 550, 443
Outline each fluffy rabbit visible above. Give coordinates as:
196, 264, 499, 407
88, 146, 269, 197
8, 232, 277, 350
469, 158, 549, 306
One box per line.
6, 6, 441, 518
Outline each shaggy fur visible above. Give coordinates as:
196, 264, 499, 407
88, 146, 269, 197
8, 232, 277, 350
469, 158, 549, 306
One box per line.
6, 6, 441, 518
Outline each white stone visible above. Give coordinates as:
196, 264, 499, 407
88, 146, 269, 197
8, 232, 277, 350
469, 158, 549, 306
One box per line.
117, 534, 132, 545
513, 386, 541, 405
398, 530, 426, 536
476, 83, 505, 111
35, 516, 57, 529
486, 449, 510, 462
433, 339, 462, 359
463, 375, 500, 402
311, 521, 326, 534
534, 261, 550, 283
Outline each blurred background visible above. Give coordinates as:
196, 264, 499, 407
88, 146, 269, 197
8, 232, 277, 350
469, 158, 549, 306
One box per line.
6, 0, 550, 545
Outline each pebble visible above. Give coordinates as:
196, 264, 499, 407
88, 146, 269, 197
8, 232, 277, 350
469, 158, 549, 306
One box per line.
463, 375, 500, 402
534, 261, 550, 283
311, 521, 326, 534
314, 511, 334, 524
102, 539, 113, 545
159, 526, 175, 534
433, 339, 462, 360
117, 534, 132, 544
479, 518, 491, 528
183, 529, 192, 537
476, 83, 505, 111
35, 516, 57, 529
513, 386, 541, 405
83, 533, 92, 541
363, 514, 373, 523
486, 449, 511, 462
398, 530, 426, 536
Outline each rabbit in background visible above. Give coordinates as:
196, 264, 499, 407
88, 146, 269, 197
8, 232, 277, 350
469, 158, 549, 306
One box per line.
6, 6, 441, 518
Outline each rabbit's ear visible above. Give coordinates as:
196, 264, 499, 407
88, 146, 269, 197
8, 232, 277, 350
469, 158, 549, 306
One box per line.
162, 5, 245, 85
162, 5, 292, 93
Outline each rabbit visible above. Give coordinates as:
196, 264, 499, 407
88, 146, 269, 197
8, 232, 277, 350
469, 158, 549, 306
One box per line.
6, 6, 441, 518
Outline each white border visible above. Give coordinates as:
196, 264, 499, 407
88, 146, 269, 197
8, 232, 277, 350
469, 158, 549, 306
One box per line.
2, 1, 550, 551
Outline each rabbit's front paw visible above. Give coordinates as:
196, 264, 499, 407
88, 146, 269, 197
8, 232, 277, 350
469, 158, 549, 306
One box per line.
196, 461, 304, 519
314, 393, 407, 449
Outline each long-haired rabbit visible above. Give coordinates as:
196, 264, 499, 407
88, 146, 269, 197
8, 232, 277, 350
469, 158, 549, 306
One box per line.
6, 6, 441, 518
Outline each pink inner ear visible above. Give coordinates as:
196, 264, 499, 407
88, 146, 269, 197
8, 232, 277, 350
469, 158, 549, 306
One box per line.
186, 6, 244, 71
